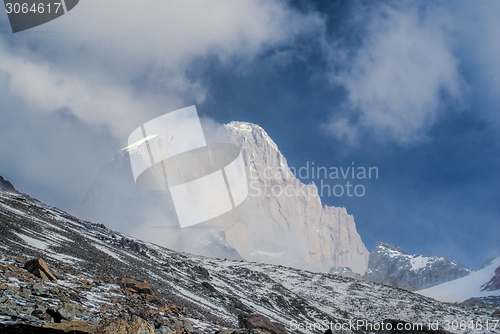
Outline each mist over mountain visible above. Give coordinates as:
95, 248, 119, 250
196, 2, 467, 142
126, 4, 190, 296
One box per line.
79, 121, 369, 274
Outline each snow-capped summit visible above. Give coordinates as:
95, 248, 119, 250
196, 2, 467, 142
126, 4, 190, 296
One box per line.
363, 242, 472, 291
79, 120, 370, 274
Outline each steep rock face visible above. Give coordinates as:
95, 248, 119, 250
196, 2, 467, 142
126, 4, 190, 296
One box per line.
364, 242, 472, 291
79, 121, 369, 274
221, 122, 369, 274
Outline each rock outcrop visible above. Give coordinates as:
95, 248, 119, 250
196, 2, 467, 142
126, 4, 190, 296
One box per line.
24, 258, 57, 282
364, 242, 471, 291
120, 278, 155, 296
238, 313, 286, 334
93, 316, 154, 334
43, 319, 93, 333
0, 175, 16, 193
481, 266, 500, 291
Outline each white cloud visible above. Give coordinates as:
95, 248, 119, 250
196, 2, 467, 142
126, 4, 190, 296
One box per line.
0, 0, 324, 139
327, 4, 465, 145
0, 0, 324, 209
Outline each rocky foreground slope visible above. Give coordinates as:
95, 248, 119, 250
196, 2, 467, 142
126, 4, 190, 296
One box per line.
363, 242, 472, 291
80, 121, 369, 274
1, 179, 499, 333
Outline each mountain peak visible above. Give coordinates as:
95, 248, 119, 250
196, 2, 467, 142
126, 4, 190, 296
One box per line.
0, 175, 17, 193
224, 121, 279, 153
374, 241, 409, 255
365, 242, 471, 291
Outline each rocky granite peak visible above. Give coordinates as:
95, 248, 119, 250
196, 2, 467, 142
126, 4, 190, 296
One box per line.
364, 242, 472, 291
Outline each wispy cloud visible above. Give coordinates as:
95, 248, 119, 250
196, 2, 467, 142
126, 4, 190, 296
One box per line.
0, 0, 324, 208
325, 3, 466, 146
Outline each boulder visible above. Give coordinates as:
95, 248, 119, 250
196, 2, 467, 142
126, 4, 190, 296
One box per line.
193, 265, 210, 279
32, 282, 47, 295
92, 316, 154, 334
24, 258, 57, 282
201, 281, 217, 292
120, 278, 154, 296
238, 314, 287, 334
43, 319, 92, 333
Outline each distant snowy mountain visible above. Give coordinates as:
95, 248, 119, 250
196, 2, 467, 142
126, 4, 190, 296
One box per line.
417, 257, 500, 303
328, 266, 362, 279
363, 242, 471, 291
80, 121, 369, 274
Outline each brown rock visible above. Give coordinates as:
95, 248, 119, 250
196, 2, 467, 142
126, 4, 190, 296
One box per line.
81, 279, 92, 286
238, 314, 287, 334
120, 278, 154, 296
43, 319, 92, 333
218, 330, 270, 334
24, 258, 57, 282
128, 316, 154, 334
14, 257, 26, 264
91, 317, 128, 334
92, 316, 153, 334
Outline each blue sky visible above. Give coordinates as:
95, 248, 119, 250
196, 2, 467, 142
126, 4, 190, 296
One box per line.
0, 0, 498, 268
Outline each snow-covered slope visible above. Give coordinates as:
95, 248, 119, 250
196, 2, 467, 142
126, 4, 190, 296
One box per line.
363, 242, 471, 291
80, 121, 369, 274
417, 257, 500, 303
0, 184, 497, 333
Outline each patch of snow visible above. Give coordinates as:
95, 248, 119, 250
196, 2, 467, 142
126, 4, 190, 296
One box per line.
93, 244, 126, 263
410, 256, 430, 270
46, 252, 81, 264
13, 232, 51, 250
417, 257, 500, 302
249, 250, 286, 259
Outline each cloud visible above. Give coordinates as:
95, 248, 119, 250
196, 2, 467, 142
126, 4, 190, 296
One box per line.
326, 3, 465, 145
0, 0, 324, 209
0, 0, 323, 138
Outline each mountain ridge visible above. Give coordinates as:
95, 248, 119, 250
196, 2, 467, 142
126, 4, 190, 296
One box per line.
363, 241, 472, 291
